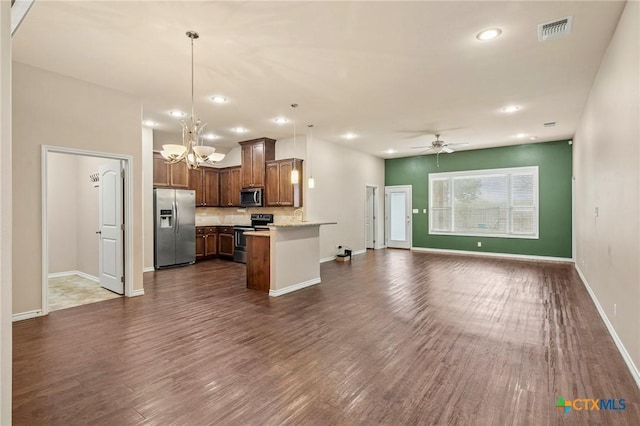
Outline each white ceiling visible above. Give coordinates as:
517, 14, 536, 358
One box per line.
12, 1, 625, 158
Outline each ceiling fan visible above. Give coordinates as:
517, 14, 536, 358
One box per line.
411, 134, 468, 167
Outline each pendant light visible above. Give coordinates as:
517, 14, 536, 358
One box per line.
160, 31, 225, 169
307, 124, 315, 189
290, 103, 300, 184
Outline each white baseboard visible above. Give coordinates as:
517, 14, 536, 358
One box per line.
48, 270, 99, 282
143, 266, 155, 273
75, 271, 99, 283
12, 310, 43, 322
411, 247, 573, 263
269, 277, 321, 297
131, 288, 145, 297
575, 265, 640, 389
353, 249, 366, 256
47, 270, 76, 279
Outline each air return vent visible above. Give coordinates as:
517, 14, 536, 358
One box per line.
538, 16, 573, 42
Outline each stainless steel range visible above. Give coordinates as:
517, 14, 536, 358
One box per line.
233, 213, 274, 263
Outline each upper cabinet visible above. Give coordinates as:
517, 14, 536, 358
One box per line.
219, 166, 242, 207
265, 159, 303, 207
153, 152, 189, 188
189, 167, 220, 207
240, 138, 276, 188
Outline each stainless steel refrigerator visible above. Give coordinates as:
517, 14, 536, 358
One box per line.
154, 188, 196, 269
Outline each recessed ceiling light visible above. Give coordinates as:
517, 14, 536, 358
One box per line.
343, 132, 357, 140
530, 136, 538, 141
516, 133, 528, 139
476, 28, 502, 41
142, 120, 157, 127
203, 133, 219, 140
385, 149, 396, 154
232, 127, 248, 133
501, 105, 520, 113
273, 117, 289, 124
169, 110, 186, 118
211, 96, 228, 104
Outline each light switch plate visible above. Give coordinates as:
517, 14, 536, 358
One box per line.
423, 209, 427, 214
412, 208, 419, 214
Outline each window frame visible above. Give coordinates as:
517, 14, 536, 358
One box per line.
428, 166, 539, 239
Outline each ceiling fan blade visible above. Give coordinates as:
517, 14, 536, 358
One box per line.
441, 146, 454, 154
445, 142, 469, 147
411, 146, 434, 150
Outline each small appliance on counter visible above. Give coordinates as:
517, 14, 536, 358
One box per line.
154, 188, 196, 269
234, 213, 274, 263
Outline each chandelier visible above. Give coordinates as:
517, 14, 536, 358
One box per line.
160, 31, 225, 168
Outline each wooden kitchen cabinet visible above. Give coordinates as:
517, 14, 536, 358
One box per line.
196, 227, 218, 260
217, 226, 234, 258
246, 234, 270, 292
219, 166, 241, 207
240, 138, 275, 188
265, 158, 303, 207
153, 152, 189, 188
189, 167, 220, 207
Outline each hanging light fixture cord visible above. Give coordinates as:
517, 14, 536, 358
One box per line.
290, 104, 299, 184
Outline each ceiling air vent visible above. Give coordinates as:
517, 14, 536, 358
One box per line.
538, 16, 573, 42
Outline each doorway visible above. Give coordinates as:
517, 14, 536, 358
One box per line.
385, 185, 412, 249
42, 146, 134, 315
365, 185, 378, 249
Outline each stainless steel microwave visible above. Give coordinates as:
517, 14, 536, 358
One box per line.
240, 188, 263, 207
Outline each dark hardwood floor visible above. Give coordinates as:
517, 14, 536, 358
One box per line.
13, 250, 640, 425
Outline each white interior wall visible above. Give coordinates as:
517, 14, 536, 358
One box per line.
213, 146, 241, 168
305, 137, 385, 259
47, 153, 78, 273
573, 1, 640, 381
0, 0, 12, 421
12, 62, 144, 315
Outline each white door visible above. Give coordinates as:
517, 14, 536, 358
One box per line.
98, 163, 124, 294
385, 185, 412, 249
365, 186, 375, 249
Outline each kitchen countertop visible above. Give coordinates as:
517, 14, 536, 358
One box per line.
269, 221, 337, 227
196, 223, 250, 228
244, 230, 270, 237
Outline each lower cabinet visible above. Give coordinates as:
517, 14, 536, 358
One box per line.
196, 227, 218, 260
246, 234, 270, 292
217, 226, 234, 258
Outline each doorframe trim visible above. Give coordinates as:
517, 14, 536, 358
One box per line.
384, 185, 413, 249
364, 184, 379, 250
41, 145, 134, 316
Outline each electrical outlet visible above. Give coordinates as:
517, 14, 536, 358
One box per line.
594, 207, 599, 217
614, 304, 617, 317
477, 242, 482, 247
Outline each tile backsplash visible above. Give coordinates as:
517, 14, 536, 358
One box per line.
195, 206, 298, 226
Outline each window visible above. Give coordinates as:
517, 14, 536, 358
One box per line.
429, 166, 538, 239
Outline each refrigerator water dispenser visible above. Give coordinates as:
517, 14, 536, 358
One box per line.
159, 209, 173, 228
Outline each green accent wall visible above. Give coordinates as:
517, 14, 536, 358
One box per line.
385, 140, 573, 258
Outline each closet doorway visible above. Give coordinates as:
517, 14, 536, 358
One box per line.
42, 146, 133, 314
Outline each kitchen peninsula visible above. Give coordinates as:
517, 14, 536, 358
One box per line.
245, 221, 336, 296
